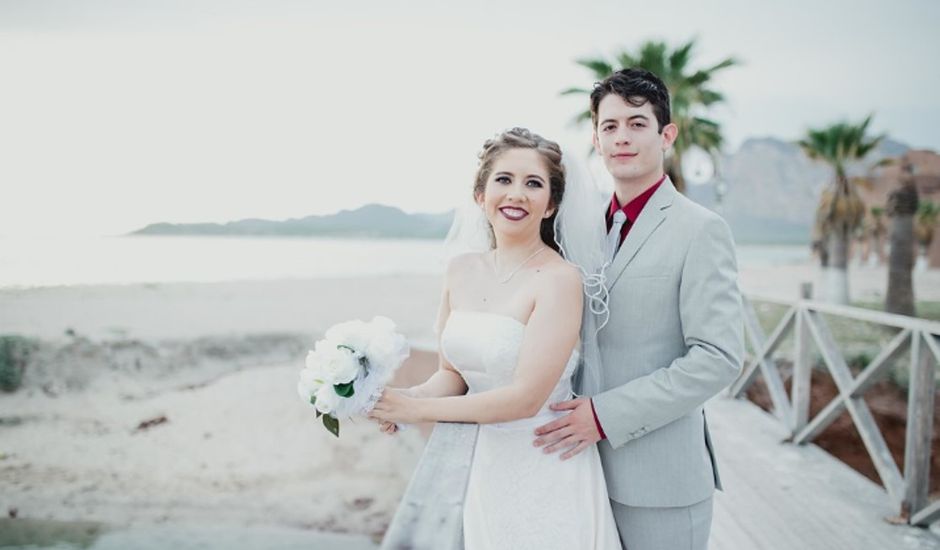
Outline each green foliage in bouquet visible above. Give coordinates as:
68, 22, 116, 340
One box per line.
322, 414, 340, 437
309, 393, 341, 437
0, 335, 33, 392
334, 381, 355, 398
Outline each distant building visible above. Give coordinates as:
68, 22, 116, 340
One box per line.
857, 149, 940, 268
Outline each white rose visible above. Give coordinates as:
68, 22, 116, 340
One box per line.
305, 349, 324, 371
296, 367, 324, 403
324, 319, 370, 352
314, 383, 341, 415
365, 332, 409, 369
320, 345, 361, 385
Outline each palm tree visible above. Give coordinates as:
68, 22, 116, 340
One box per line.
797, 115, 884, 304
562, 39, 737, 194
915, 200, 939, 266
854, 218, 869, 265
870, 206, 887, 265
885, 159, 919, 315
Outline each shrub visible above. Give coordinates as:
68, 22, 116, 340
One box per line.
0, 336, 33, 392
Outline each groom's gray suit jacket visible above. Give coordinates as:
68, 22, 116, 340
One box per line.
576, 178, 744, 508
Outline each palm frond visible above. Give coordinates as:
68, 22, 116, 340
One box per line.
560, 87, 591, 96
575, 58, 614, 79
698, 89, 724, 106
564, 38, 736, 162
668, 41, 694, 73
567, 110, 593, 128
705, 57, 739, 73
616, 52, 638, 70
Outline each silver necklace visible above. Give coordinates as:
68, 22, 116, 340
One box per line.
493, 247, 546, 284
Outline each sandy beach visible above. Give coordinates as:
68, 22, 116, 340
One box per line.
0, 275, 444, 547
0, 265, 937, 546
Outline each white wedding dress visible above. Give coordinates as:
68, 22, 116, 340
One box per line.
441, 310, 621, 550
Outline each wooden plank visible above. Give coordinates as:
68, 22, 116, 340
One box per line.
794, 329, 912, 444
912, 498, 940, 527
733, 301, 792, 392
903, 331, 937, 520
851, 329, 912, 396
846, 397, 906, 507
793, 389, 849, 445
804, 301, 940, 335
804, 311, 854, 388
804, 311, 906, 505
925, 332, 940, 371
732, 301, 793, 422
792, 307, 813, 432
730, 299, 771, 394
747, 295, 940, 334
709, 397, 940, 550
381, 422, 477, 550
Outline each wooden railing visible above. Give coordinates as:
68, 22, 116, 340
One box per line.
731, 294, 940, 526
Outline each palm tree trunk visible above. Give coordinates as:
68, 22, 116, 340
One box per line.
666, 155, 686, 195
823, 229, 851, 304
885, 214, 916, 316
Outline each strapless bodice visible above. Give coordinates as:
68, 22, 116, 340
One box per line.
440, 310, 579, 420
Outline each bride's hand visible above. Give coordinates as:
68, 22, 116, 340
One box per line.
371, 388, 425, 425
378, 421, 398, 435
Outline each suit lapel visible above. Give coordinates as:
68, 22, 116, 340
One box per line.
604, 178, 677, 291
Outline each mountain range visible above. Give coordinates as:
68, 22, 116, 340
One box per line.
131, 137, 912, 244
132, 204, 454, 240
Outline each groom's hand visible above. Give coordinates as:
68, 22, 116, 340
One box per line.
533, 397, 601, 460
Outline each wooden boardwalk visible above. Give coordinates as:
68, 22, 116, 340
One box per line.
379, 395, 939, 550
708, 396, 940, 550
379, 297, 940, 548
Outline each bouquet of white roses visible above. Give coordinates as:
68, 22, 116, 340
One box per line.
297, 316, 409, 437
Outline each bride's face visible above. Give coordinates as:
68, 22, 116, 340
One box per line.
476, 148, 555, 242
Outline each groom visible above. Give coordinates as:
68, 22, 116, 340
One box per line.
533, 68, 743, 549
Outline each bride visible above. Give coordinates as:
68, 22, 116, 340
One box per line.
370, 127, 621, 549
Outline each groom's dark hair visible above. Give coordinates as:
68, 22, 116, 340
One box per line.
589, 68, 671, 132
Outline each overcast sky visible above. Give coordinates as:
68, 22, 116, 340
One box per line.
1, 0, 938, 236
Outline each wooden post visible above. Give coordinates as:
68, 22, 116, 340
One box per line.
903, 332, 937, 523
804, 310, 905, 503
381, 422, 477, 549
800, 282, 813, 300
792, 303, 813, 434
791, 284, 813, 434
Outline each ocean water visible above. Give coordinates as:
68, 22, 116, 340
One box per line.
0, 235, 810, 289
0, 236, 448, 289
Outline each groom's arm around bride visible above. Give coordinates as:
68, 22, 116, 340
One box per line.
534, 205, 743, 459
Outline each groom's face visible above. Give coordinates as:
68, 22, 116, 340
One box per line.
592, 94, 677, 185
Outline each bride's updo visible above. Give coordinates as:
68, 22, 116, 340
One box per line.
472, 127, 566, 252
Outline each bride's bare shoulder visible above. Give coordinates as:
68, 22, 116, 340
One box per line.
447, 252, 487, 275
445, 252, 489, 280
536, 253, 583, 294
542, 250, 581, 276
